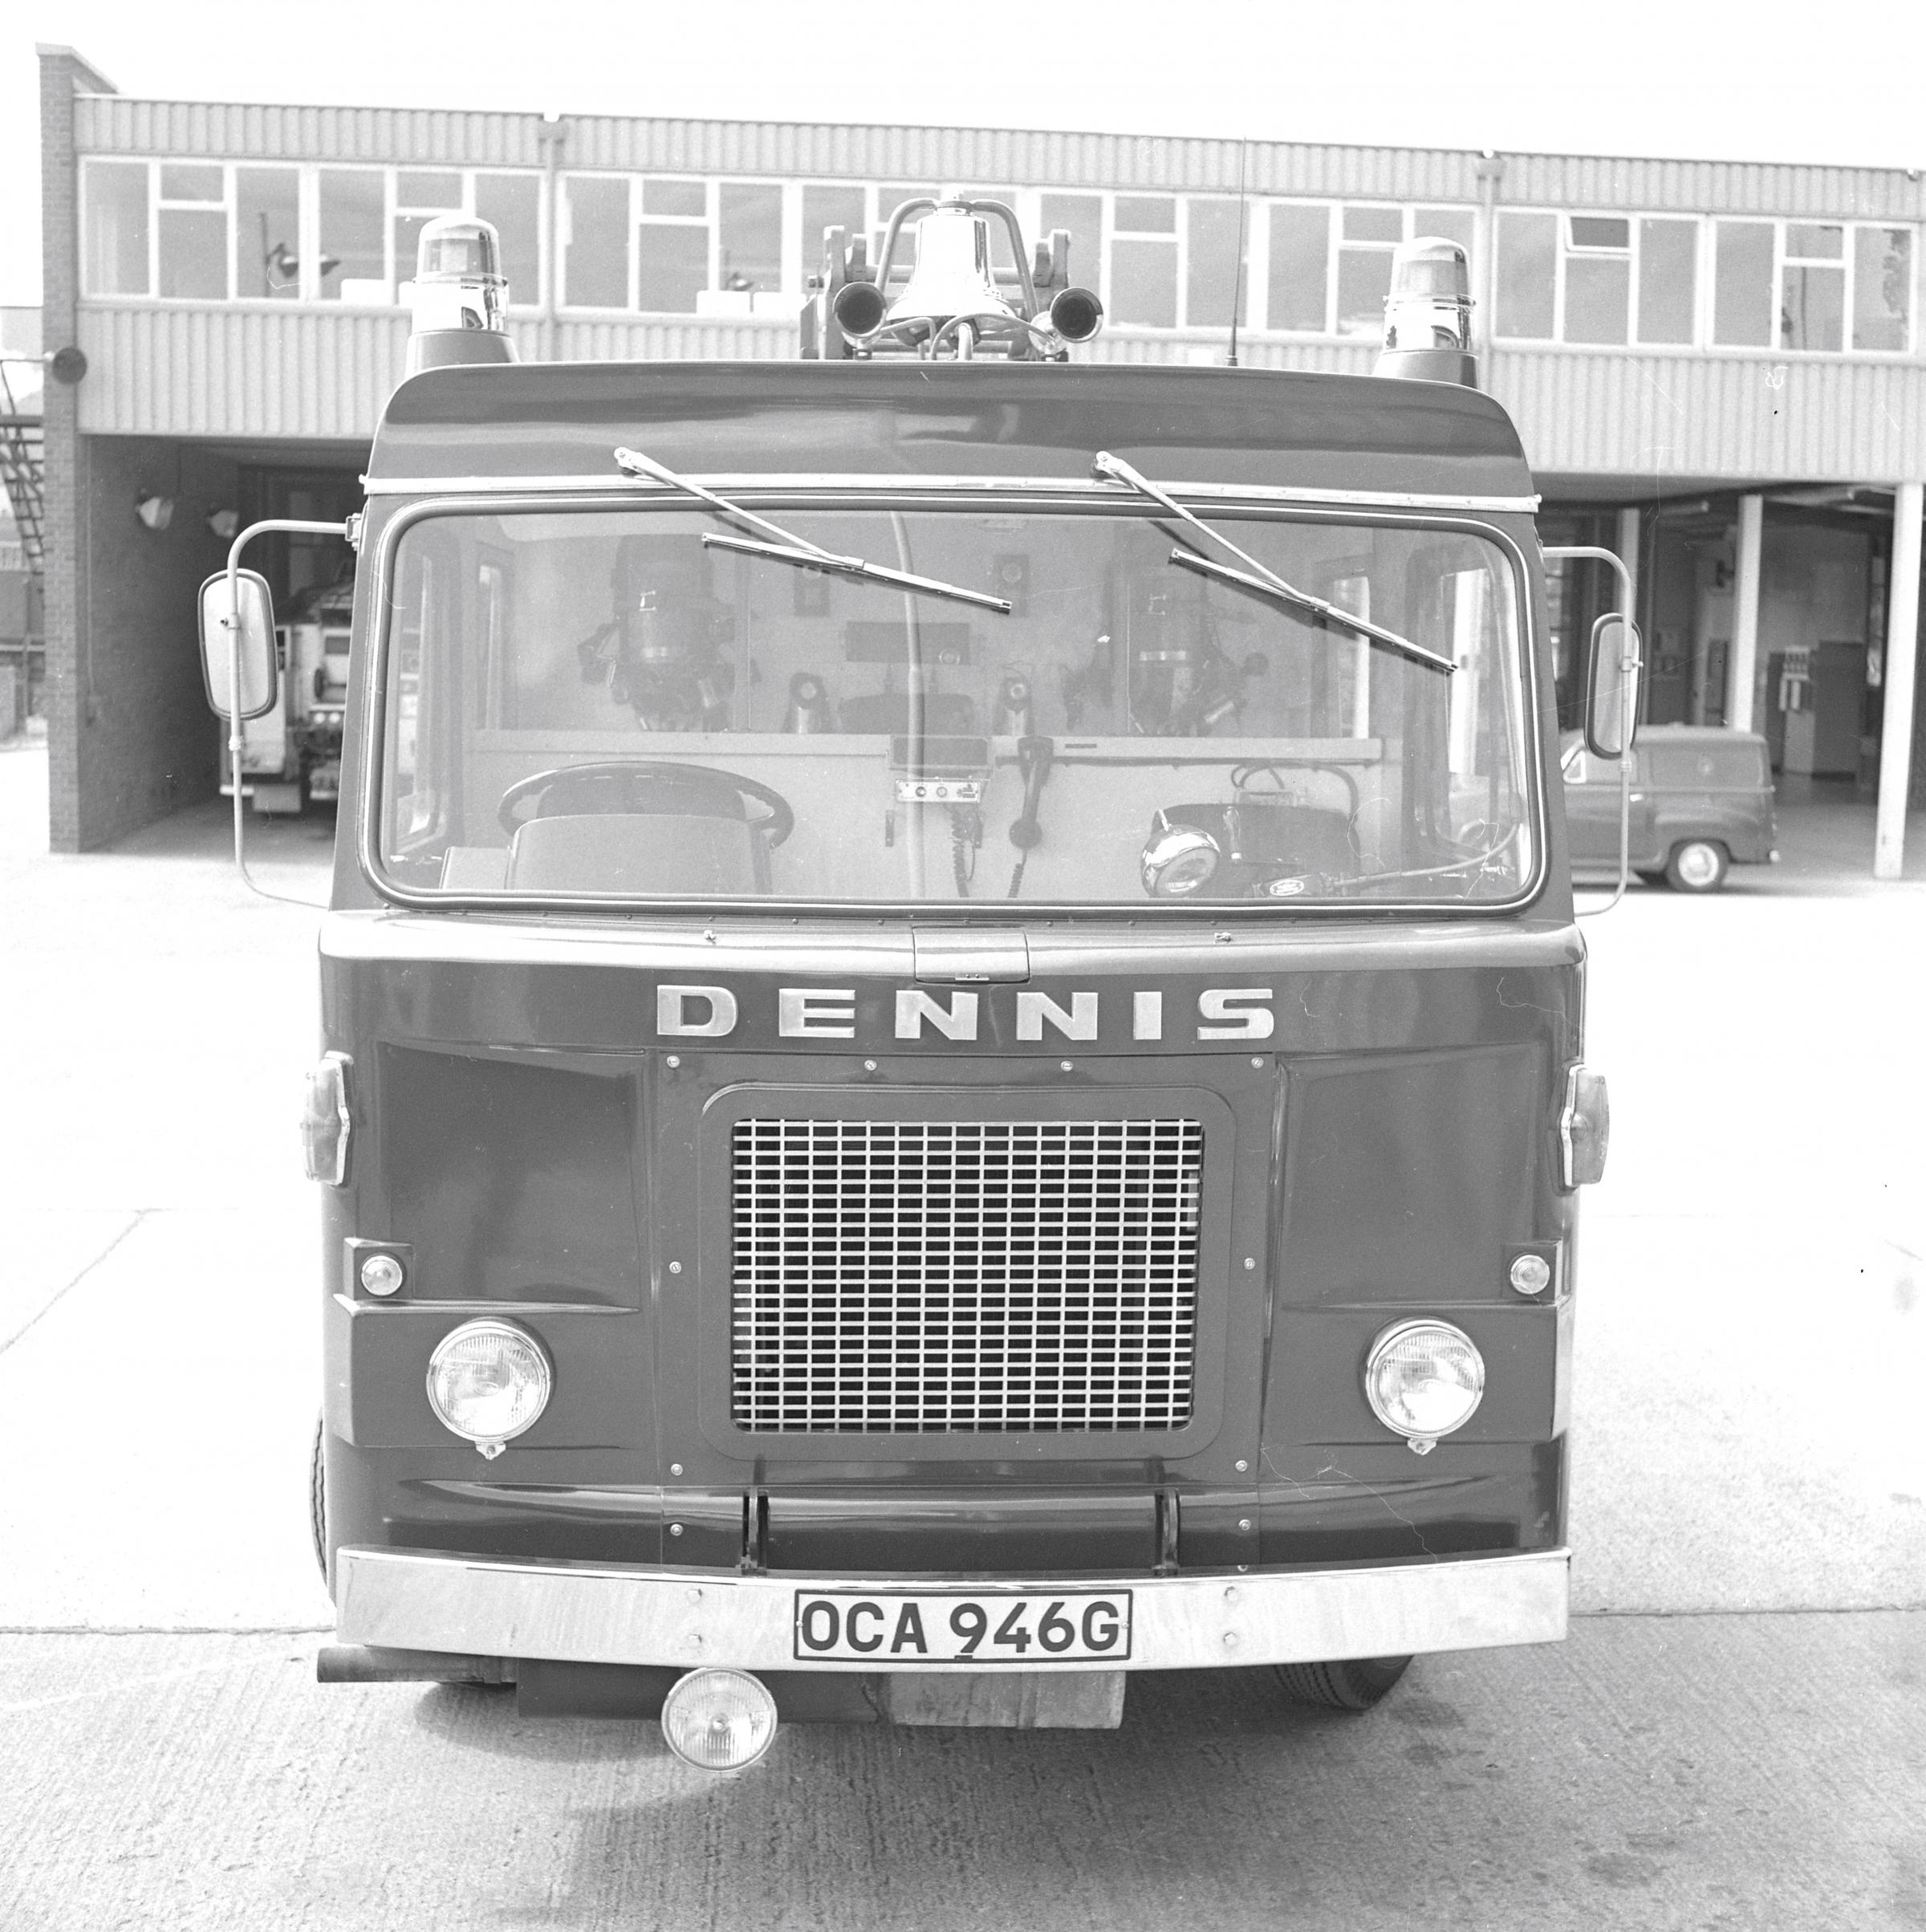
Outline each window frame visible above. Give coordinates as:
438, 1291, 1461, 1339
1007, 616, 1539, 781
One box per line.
356, 485, 1549, 923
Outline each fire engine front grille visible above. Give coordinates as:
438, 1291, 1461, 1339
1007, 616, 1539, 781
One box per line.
731, 1117, 1203, 1433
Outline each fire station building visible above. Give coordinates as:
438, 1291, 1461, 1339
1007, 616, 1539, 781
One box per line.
33, 43, 1926, 872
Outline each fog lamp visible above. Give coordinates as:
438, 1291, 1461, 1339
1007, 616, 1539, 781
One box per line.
660, 1668, 778, 1771
1364, 1320, 1485, 1451
425, 1320, 551, 1458
1141, 824, 1221, 898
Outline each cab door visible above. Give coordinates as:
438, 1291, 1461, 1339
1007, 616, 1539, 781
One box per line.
1561, 743, 1656, 869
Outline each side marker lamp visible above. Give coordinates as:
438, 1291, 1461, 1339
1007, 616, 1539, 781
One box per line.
300, 1053, 351, 1186
1559, 1066, 1610, 1189
1365, 1320, 1485, 1454
425, 1320, 551, 1458
660, 1669, 778, 1771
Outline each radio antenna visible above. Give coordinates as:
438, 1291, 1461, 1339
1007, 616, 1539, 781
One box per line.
1226, 138, 1249, 367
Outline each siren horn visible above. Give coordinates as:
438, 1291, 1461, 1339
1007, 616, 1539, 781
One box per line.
1049, 287, 1104, 344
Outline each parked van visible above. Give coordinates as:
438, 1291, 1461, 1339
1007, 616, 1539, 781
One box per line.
1562, 724, 1777, 891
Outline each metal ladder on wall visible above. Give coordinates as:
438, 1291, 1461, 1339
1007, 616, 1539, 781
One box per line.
0, 359, 44, 567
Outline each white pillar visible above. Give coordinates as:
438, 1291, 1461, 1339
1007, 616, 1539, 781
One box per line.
1729, 494, 1764, 732
1874, 481, 1923, 880
1615, 505, 1642, 621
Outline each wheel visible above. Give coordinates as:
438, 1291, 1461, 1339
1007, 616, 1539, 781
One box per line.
308, 1413, 327, 1580
497, 759, 794, 847
1273, 1655, 1412, 1711
1664, 838, 1728, 893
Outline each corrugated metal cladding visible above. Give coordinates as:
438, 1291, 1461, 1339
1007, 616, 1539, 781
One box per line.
72, 92, 1924, 218
67, 307, 1926, 480
1489, 348, 1926, 482
73, 97, 543, 166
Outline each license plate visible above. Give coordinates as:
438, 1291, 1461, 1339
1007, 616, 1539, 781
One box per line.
793, 1589, 1132, 1664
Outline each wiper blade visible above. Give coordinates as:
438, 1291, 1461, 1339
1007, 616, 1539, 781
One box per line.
612, 445, 1010, 614
1169, 551, 1456, 676
700, 533, 1014, 612
1091, 449, 1453, 676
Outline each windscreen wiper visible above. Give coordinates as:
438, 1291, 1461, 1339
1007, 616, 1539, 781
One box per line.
1091, 449, 1455, 677
613, 446, 1012, 614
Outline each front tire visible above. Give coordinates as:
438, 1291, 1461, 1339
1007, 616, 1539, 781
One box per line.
1274, 1655, 1412, 1711
308, 1414, 327, 1580
1664, 838, 1729, 892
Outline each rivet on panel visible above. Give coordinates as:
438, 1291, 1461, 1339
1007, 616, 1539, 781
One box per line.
863, 1060, 878, 1073
668, 1261, 683, 1275
1221, 1631, 1239, 1649
1250, 1056, 1263, 1069
1059, 1060, 1075, 1072
1243, 1257, 1257, 1271
669, 1522, 685, 1536
664, 1055, 681, 1069
1234, 1459, 1249, 1473
1237, 1519, 1253, 1533
668, 1462, 684, 1476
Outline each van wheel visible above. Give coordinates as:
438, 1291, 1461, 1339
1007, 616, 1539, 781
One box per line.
1664, 839, 1729, 892
1274, 1655, 1412, 1711
309, 1414, 327, 1579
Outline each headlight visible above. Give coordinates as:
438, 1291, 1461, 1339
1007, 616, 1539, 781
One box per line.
425, 1320, 551, 1458
1363, 1320, 1485, 1451
1141, 823, 1221, 897
660, 1668, 779, 1772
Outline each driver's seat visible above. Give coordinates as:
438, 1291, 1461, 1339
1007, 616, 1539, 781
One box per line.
506, 812, 766, 895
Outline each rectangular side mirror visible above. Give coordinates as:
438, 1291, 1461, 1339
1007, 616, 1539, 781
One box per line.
1584, 612, 1642, 761
197, 568, 279, 720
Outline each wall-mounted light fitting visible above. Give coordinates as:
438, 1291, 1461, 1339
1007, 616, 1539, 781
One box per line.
135, 494, 175, 532
205, 508, 240, 540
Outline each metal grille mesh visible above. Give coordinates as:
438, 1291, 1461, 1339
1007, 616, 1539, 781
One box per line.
731, 1117, 1202, 1433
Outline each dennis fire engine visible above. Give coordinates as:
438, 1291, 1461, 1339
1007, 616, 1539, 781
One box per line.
203, 201, 1628, 1770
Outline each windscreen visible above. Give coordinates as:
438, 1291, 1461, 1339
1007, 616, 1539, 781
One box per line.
376, 501, 1537, 907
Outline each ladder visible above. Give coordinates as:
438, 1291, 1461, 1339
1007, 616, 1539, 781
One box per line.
0, 360, 44, 569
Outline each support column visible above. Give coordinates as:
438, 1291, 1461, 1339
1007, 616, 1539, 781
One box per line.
1874, 481, 1923, 881
1615, 505, 1642, 623
1728, 493, 1764, 733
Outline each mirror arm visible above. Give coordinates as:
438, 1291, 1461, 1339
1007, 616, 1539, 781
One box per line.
1542, 544, 1640, 919
222, 519, 352, 884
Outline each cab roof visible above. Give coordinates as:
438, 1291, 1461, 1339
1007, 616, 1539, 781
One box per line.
370, 360, 1535, 502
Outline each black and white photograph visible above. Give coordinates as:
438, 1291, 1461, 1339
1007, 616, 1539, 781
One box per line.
1, 2, 1921, 1925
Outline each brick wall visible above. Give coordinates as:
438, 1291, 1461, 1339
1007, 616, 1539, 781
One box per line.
67, 434, 241, 843
41, 45, 112, 850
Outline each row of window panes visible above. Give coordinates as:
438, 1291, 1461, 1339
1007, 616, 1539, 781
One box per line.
82, 159, 545, 305
80, 159, 1919, 354
81, 158, 1473, 335
1494, 210, 1913, 352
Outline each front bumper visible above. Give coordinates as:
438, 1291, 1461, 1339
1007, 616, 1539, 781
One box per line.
335, 1545, 1568, 1672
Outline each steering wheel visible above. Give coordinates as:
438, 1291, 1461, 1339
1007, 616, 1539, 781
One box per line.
498, 759, 795, 847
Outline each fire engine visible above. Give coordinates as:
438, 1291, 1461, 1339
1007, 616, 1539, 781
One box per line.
213, 572, 351, 814
201, 201, 1631, 1770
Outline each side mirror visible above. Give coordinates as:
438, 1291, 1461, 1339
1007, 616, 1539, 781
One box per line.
1584, 612, 1642, 761
197, 568, 279, 720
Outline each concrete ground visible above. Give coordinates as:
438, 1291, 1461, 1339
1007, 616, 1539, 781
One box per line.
2, 743, 1923, 1930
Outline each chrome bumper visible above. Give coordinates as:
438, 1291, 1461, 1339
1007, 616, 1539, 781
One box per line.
335, 1546, 1568, 1672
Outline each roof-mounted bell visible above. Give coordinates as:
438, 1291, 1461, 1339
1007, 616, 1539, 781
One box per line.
1374, 236, 1477, 388
404, 215, 516, 378
807, 197, 1103, 361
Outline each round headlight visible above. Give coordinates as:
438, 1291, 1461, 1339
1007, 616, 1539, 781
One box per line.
1364, 1320, 1485, 1448
661, 1668, 779, 1772
1141, 825, 1221, 898
425, 1320, 551, 1456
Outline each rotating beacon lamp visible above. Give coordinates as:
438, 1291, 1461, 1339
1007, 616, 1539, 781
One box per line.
404, 216, 516, 376
1374, 237, 1477, 388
